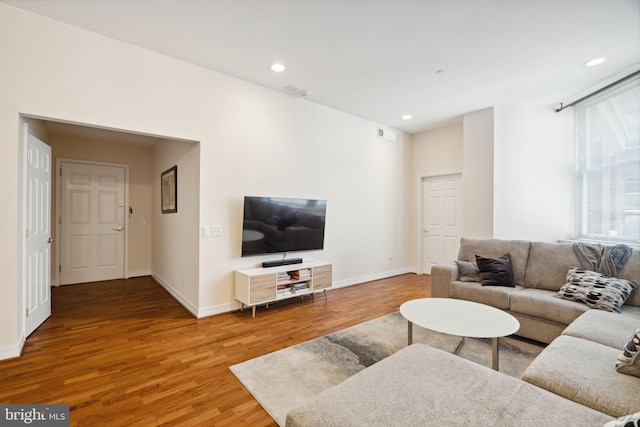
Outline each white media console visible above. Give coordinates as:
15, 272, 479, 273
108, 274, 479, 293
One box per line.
234, 260, 332, 317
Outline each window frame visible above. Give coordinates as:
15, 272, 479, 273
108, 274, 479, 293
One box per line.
572, 74, 640, 245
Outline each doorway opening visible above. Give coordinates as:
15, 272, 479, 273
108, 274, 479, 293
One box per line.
18, 114, 200, 343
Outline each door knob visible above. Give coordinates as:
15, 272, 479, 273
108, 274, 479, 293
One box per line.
424, 229, 429, 233
48, 237, 55, 244
113, 224, 124, 232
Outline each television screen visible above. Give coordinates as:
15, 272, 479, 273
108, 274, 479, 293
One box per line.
241, 196, 327, 257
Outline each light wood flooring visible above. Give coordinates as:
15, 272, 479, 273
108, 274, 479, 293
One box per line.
0, 273, 430, 426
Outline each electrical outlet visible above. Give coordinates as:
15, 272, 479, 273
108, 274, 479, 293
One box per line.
212, 225, 223, 237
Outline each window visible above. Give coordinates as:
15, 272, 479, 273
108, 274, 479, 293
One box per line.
573, 74, 640, 244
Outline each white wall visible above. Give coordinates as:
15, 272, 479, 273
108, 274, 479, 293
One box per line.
152, 139, 201, 313
197, 89, 412, 316
0, 4, 411, 354
411, 123, 463, 177
493, 107, 573, 241
462, 108, 495, 238
409, 122, 463, 268
460, 107, 573, 241
410, 108, 574, 267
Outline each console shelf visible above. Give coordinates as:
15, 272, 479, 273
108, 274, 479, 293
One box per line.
234, 261, 332, 317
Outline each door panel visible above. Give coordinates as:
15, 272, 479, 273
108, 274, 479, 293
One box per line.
70, 235, 91, 269
422, 174, 462, 274
25, 133, 52, 337
99, 192, 117, 222
98, 234, 117, 266
445, 197, 457, 226
61, 162, 126, 284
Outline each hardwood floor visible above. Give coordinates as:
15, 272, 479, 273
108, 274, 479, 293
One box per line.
0, 273, 430, 426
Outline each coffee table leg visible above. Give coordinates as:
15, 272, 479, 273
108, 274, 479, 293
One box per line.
492, 337, 499, 370
407, 321, 413, 345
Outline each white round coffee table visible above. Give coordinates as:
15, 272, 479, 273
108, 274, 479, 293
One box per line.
399, 298, 520, 370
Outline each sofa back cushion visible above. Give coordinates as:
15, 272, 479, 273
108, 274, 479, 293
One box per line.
525, 243, 640, 307
457, 238, 530, 286
619, 249, 640, 307
525, 242, 580, 291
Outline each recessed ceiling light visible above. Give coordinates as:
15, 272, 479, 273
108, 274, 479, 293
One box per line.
584, 57, 606, 67
402, 115, 412, 120
271, 63, 286, 72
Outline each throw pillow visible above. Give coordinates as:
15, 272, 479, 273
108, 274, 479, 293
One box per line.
616, 324, 640, 378
554, 267, 637, 313
455, 260, 480, 282
474, 254, 515, 287
604, 409, 640, 427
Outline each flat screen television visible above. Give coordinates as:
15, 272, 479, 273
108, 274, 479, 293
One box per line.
241, 196, 327, 257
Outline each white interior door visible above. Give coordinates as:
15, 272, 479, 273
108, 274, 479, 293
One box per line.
422, 174, 462, 274
60, 162, 126, 285
25, 133, 52, 336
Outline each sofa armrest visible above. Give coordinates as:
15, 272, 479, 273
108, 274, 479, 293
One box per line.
430, 262, 458, 298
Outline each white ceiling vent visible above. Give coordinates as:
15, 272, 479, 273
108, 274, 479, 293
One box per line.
377, 127, 397, 142
284, 85, 312, 98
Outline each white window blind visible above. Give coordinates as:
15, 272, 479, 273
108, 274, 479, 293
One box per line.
574, 74, 640, 244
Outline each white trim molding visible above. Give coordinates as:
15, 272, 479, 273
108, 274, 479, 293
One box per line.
151, 273, 199, 318
0, 335, 25, 361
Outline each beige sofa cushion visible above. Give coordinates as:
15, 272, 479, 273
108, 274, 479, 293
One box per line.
450, 281, 523, 310
509, 288, 589, 325
621, 305, 640, 319
286, 344, 614, 427
562, 309, 640, 349
521, 335, 640, 418
524, 242, 581, 291
457, 238, 530, 286
620, 249, 640, 307
620, 248, 640, 283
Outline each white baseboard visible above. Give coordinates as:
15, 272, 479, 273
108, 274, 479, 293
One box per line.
127, 270, 151, 279
151, 273, 199, 318
155, 267, 418, 320
197, 302, 238, 318
0, 334, 25, 361
331, 267, 415, 289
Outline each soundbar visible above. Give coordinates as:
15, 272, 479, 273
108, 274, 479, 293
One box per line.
262, 258, 303, 268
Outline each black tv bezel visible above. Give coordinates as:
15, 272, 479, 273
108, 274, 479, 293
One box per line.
241, 196, 327, 258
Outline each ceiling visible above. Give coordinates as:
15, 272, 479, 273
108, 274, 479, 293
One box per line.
4, 0, 640, 134
44, 120, 162, 146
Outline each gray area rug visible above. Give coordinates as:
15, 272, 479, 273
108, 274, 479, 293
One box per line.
229, 311, 544, 426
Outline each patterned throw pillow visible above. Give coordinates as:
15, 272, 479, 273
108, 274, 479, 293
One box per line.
604, 409, 640, 427
616, 324, 640, 378
554, 267, 637, 313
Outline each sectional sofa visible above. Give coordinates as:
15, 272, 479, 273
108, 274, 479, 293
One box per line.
285, 239, 640, 426
285, 310, 640, 426
431, 238, 640, 344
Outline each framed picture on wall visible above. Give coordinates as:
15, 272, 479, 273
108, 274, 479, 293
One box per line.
161, 165, 177, 213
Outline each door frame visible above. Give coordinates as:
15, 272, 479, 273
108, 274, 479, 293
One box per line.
55, 158, 130, 286
417, 172, 463, 275
17, 120, 33, 351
